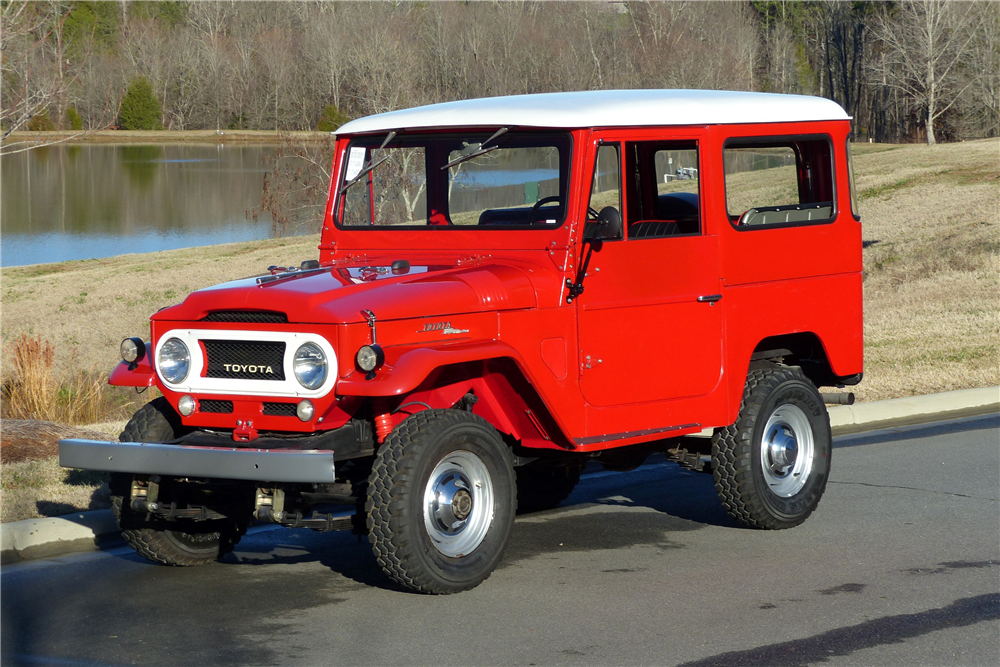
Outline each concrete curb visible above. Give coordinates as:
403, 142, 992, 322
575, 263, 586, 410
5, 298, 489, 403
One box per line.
828, 386, 999, 435
1, 509, 119, 565
2, 386, 998, 566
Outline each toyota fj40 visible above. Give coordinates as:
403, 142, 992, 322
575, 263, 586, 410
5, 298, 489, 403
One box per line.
61, 90, 863, 594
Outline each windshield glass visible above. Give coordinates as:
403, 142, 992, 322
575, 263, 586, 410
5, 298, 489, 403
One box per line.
336, 132, 571, 229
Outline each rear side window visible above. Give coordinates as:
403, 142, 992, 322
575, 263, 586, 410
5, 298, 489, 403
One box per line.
724, 136, 835, 229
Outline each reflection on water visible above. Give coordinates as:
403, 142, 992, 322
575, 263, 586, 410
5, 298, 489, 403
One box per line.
0, 144, 289, 267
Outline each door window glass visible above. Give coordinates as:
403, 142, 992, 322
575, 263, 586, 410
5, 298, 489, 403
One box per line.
588, 144, 621, 218
623, 141, 701, 239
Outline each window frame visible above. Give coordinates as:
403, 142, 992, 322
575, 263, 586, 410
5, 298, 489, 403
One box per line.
333, 130, 574, 231
624, 139, 703, 240
722, 133, 838, 232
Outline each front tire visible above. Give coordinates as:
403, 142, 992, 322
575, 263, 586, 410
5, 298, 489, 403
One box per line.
112, 398, 245, 566
366, 409, 516, 594
712, 365, 831, 529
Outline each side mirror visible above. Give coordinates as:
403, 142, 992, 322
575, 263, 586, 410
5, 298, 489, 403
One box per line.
597, 206, 623, 239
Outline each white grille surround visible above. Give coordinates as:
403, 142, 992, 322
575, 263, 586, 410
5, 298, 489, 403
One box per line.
154, 329, 337, 398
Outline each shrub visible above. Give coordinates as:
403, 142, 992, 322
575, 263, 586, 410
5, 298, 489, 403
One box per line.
118, 77, 163, 130
317, 104, 350, 132
1, 333, 139, 425
66, 105, 84, 130
27, 111, 55, 131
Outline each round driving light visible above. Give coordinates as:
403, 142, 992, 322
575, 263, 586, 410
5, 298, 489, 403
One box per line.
356, 344, 385, 372
293, 343, 328, 390
296, 399, 315, 422
120, 337, 145, 364
158, 338, 190, 384
178, 395, 196, 416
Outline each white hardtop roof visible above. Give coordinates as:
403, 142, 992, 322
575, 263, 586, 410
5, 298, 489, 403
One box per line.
336, 89, 850, 135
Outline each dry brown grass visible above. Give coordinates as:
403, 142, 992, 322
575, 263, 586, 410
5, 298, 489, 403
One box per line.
0, 143, 996, 410
854, 139, 999, 401
1, 235, 322, 377
0, 421, 120, 523
0, 334, 139, 424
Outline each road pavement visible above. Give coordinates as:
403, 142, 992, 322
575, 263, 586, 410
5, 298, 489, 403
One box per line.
2, 414, 998, 667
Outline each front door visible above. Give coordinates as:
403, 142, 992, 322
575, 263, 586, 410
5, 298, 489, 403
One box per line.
577, 137, 723, 408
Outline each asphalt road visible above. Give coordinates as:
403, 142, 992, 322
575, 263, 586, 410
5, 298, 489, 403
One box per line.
3, 414, 998, 667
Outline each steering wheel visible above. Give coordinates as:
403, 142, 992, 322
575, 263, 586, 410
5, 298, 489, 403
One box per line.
528, 196, 562, 223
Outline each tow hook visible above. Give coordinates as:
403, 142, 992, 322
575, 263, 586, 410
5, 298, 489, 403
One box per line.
233, 419, 258, 442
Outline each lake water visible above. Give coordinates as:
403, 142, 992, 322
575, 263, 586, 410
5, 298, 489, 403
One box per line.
0, 144, 293, 267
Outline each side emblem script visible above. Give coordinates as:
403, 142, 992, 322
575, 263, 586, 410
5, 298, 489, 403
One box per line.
418, 321, 470, 335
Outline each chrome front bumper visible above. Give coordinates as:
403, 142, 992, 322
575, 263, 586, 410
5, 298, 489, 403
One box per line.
59, 439, 335, 483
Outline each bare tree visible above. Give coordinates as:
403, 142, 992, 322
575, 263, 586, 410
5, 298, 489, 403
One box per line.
873, 0, 983, 145
0, 1, 99, 151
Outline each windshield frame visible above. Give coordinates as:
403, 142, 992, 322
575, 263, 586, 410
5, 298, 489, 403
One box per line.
332, 129, 574, 232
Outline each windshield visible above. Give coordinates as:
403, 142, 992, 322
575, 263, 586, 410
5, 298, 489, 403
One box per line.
336, 131, 571, 229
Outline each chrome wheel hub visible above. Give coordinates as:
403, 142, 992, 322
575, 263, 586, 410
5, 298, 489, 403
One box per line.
760, 404, 815, 497
424, 450, 494, 557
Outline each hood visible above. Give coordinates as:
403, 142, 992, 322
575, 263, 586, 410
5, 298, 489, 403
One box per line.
153, 262, 539, 324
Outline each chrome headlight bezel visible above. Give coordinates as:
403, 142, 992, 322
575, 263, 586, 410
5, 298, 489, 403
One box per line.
157, 337, 191, 384
293, 342, 328, 390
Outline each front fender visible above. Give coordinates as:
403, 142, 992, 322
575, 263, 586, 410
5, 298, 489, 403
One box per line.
335, 342, 524, 397
108, 357, 156, 388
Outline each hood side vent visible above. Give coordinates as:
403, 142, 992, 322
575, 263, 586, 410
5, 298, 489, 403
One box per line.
202, 311, 288, 324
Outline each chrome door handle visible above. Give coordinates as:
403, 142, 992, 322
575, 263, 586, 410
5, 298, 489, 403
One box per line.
697, 294, 722, 303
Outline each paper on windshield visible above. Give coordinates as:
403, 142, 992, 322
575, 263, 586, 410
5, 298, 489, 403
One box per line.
345, 147, 366, 181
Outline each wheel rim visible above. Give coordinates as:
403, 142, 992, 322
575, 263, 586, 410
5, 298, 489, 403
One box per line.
760, 404, 815, 497
423, 450, 495, 558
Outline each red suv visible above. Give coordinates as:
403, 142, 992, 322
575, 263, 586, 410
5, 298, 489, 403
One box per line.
61, 90, 863, 594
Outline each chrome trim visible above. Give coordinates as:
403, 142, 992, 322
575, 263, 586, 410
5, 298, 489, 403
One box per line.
573, 423, 701, 447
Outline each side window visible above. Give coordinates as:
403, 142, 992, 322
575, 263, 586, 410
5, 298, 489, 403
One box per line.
588, 143, 621, 218
724, 136, 835, 228
624, 141, 701, 239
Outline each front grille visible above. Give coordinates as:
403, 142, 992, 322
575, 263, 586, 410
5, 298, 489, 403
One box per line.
203, 340, 285, 380
199, 399, 233, 414
263, 402, 298, 417
202, 311, 288, 323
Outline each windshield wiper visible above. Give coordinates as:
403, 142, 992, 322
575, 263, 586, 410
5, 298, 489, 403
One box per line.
440, 127, 509, 171
342, 131, 397, 192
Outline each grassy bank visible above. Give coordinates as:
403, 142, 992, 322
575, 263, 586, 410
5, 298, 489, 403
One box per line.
2, 129, 332, 146
1, 140, 997, 522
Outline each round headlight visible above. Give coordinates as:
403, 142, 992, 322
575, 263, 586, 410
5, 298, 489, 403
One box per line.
293, 343, 327, 390
120, 337, 145, 364
158, 338, 190, 384
355, 344, 385, 372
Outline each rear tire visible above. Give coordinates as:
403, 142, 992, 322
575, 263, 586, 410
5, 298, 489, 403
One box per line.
367, 409, 516, 594
712, 365, 831, 529
113, 398, 245, 566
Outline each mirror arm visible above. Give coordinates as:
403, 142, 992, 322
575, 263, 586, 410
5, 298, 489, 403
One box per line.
566, 237, 602, 304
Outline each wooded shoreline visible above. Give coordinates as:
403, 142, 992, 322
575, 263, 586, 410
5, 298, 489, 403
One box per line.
2, 129, 332, 145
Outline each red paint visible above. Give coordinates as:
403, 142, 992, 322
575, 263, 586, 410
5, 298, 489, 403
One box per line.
111, 109, 862, 454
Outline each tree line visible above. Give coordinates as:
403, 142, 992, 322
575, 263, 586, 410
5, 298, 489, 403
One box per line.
2, 0, 997, 146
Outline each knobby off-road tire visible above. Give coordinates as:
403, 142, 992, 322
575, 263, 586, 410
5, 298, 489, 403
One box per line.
712, 365, 831, 530
516, 465, 581, 514
366, 409, 516, 594
112, 397, 245, 566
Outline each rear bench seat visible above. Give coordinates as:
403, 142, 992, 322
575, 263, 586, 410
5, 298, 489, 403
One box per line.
739, 202, 833, 226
